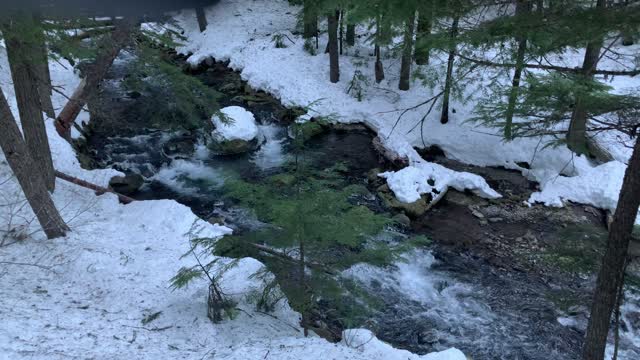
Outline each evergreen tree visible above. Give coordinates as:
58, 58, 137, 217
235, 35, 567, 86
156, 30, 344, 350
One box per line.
398, 8, 417, 91
2, 14, 57, 191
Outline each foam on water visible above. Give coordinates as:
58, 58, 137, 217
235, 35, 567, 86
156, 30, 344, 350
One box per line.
152, 159, 225, 196
251, 123, 289, 170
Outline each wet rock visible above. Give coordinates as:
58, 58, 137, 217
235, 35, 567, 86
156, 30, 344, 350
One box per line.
445, 190, 488, 207
162, 136, 195, 159
488, 217, 503, 223
367, 168, 383, 185
392, 213, 411, 227
209, 137, 261, 155
469, 206, 485, 219
207, 216, 225, 225
378, 190, 430, 218
109, 173, 144, 196
208, 106, 262, 155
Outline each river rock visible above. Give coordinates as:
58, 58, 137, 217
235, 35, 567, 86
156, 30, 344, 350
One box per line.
162, 136, 195, 159
208, 106, 261, 155
392, 213, 411, 227
109, 173, 144, 196
378, 185, 430, 218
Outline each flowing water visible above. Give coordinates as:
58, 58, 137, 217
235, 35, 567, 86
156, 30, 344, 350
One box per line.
80, 51, 640, 360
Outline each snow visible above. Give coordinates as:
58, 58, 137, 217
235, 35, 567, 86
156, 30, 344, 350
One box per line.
212, 106, 260, 142
0, 28, 465, 360
172, 0, 638, 223
530, 160, 640, 223
380, 164, 501, 204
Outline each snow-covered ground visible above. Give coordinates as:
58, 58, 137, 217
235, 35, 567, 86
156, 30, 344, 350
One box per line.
173, 0, 638, 223
0, 26, 466, 360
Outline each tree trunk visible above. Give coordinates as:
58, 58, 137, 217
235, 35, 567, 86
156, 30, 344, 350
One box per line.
0, 89, 69, 239
55, 19, 134, 141
374, 15, 385, 84
346, 24, 355, 46
339, 10, 344, 55
504, 0, 531, 140
398, 11, 417, 91
440, 16, 460, 124
328, 10, 340, 83
567, 0, 605, 156
303, 1, 317, 39
32, 14, 56, 119
582, 137, 640, 360
415, 8, 432, 66
195, 7, 207, 32
3, 18, 56, 192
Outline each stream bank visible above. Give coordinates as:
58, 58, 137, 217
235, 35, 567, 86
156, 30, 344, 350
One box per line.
74, 47, 640, 359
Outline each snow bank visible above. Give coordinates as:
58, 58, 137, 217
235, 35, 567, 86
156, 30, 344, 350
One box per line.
380, 164, 501, 204
212, 106, 259, 141
529, 161, 640, 223
172, 0, 637, 223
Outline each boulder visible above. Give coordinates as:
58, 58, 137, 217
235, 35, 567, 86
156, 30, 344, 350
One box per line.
109, 173, 144, 196
378, 184, 430, 218
208, 106, 261, 155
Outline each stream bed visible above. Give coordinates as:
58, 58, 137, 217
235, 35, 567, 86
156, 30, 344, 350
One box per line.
78, 49, 640, 360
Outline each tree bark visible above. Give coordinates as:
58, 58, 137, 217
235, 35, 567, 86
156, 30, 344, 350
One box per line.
504, 0, 531, 140
54, 170, 135, 204
327, 10, 340, 83
398, 11, 417, 91
303, 1, 317, 39
582, 137, 640, 360
0, 89, 69, 239
440, 16, 460, 124
415, 7, 432, 66
195, 7, 207, 32
32, 14, 56, 119
55, 19, 134, 141
567, 0, 605, 156
3, 18, 57, 192
346, 24, 355, 46
374, 15, 385, 84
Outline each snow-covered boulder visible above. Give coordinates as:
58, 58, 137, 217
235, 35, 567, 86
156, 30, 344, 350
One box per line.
209, 106, 262, 155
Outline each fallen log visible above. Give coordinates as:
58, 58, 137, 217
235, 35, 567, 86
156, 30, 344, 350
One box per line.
54, 170, 135, 204
55, 19, 135, 141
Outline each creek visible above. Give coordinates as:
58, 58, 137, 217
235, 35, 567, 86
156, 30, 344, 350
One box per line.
77, 49, 640, 360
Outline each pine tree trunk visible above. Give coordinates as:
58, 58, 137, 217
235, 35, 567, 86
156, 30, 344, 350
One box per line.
374, 16, 385, 84
55, 19, 134, 141
0, 89, 69, 239
195, 7, 207, 32
582, 137, 640, 360
567, 0, 605, 156
328, 11, 340, 83
303, 1, 318, 39
346, 24, 355, 46
3, 19, 56, 192
440, 16, 460, 124
415, 8, 432, 66
32, 14, 55, 119
398, 11, 417, 91
339, 11, 344, 55
504, 0, 530, 140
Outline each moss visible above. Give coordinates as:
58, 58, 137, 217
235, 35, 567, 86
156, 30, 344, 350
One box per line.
291, 119, 330, 141
539, 224, 607, 274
